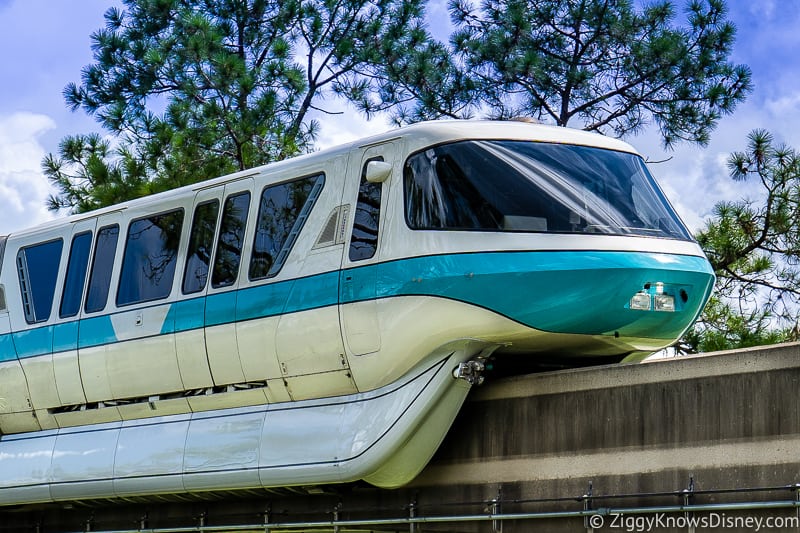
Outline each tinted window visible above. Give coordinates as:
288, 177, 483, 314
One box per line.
183, 200, 219, 294
349, 158, 383, 261
17, 239, 63, 323
404, 140, 692, 240
211, 192, 250, 288
250, 174, 324, 280
118, 209, 184, 306
60, 231, 92, 318
85, 225, 119, 313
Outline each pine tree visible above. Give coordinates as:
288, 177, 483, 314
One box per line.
448, 0, 751, 147
46, 0, 427, 213
683, 130, 800, 352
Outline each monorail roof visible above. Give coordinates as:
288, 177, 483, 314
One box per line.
10, 119, 639, 239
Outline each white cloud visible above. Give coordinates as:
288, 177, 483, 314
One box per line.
628, 80, 793, 234
312, 106, 394, 151
651, 146, 765, 234
747, 0, 776, 19
0, 112, 59, 234
762, 92, 800, 147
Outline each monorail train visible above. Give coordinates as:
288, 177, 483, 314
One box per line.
0, 120, 714, 506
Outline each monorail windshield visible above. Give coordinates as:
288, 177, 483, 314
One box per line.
404, 140, 692, 240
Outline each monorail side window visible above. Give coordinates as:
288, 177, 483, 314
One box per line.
60, 231, 92, 318
85, 225, 119, 313
249, 174, 324, 280
17, 239, 63, 323
349, 158, 383, 261
183, 200, 220, 294
211, 192, 251, 288
117, 209, 184, 306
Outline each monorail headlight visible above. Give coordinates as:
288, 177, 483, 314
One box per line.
629, 282, 677, 312
629, 291, 651, 311
654, 293, 676, 312
653, 282, 675, 312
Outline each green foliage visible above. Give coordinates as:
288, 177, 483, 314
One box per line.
46, 0, 751, 214
678, 296, 794, 354
47, 0, 427, 213
350, 20, 479, 123
683, 129, 800, 352
447, 0, 751, 147
43, 134, 149, 213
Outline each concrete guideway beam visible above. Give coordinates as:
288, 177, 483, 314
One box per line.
417, 342, 800, 489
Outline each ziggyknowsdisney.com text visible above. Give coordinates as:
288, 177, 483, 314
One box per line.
588, 512, 799, 531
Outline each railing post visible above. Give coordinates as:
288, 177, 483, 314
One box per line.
490, 497, 502, 533
263, 504, 272, 533
583, 481, 594, 533
196, 510, 207, 529
682, 475, 695, 533
332, 502, 341, 533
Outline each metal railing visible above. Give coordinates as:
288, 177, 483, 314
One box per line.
10, 479, 800, 533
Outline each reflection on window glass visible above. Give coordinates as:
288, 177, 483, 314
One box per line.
212, 192, 250, 288
183, 200, 219, 294
118, 209, 184, 306
17, 239, 63, 323
60, 231, 92, 318
250, 174, 324, 280
349, 158, 383, 261
85, 225, 119, 313
404, 140, 691, 240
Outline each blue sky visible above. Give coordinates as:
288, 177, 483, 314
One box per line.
0, 0, 798, 234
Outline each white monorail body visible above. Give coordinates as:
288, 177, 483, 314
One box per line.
0, 120, 714, 505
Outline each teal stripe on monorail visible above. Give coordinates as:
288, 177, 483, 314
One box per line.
283, 270, 339, 314
12, 326, 53, 359
0, 250, 714, 361
167, 298, 205, 334
77, 315, 117, 350
169, 271, 339, 333
0, 270, 342, 361
369, 250, 713, 338
0, 333, 16, 363
234, 280, 293, 323
53, 321, 79, 352
204, 290, 238, 328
